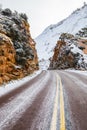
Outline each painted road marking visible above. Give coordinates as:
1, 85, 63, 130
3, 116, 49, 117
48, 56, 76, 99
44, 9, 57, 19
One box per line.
50, 75, 59, 130
50, 74, 66, 130
59, 76, 66, 130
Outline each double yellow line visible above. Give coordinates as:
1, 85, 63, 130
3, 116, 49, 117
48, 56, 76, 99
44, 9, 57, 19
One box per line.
50, 74, 66, 130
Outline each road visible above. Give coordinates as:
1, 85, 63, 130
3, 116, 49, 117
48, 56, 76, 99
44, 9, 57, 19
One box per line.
0, 70, 87, 130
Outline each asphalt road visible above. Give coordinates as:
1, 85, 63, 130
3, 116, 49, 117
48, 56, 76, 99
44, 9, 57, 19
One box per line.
0, 70, 87, 130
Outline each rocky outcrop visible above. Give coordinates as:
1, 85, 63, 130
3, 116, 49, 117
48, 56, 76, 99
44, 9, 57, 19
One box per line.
49, 33, 87, 70
0, 8, 39, 84
76, 26, 87, 54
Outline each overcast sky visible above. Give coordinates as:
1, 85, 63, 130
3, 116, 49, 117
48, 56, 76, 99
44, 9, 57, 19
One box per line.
0, 0, 86, 38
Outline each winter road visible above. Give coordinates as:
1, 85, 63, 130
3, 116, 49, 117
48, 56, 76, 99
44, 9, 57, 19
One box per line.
0, 70, 87, 130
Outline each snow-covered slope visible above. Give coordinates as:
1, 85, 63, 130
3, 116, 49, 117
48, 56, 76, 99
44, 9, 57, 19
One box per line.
35, 4, 87, 69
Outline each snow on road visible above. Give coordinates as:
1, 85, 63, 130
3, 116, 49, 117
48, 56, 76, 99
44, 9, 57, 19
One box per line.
65, 69, 87, 76
0, 71, 41, 97
0, 71, 50, 130
30, 73, 56, 130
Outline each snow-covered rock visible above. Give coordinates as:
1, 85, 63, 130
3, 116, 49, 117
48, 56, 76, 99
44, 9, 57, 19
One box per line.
35, 4, 87, 69
49, 33, 87, 70
0, 8, 39, 85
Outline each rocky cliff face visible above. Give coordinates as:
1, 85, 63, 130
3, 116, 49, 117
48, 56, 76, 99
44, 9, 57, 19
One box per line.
49, 33, 87, 70
0, 8, 39, 84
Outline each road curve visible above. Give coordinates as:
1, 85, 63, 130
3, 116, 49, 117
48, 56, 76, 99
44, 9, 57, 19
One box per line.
0, 70, 87, 130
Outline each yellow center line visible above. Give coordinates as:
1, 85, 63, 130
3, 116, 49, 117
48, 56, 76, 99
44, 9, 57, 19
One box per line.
59, 76, 66, 130
50, 74, 66, 130
50, 75, 59, 130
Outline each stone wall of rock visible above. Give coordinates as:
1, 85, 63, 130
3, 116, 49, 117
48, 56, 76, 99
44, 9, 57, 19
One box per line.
49, 33, 87, 70
0, 8, 39, 85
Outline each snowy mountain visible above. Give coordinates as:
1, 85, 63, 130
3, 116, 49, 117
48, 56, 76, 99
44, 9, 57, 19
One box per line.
35, 4, 87, 69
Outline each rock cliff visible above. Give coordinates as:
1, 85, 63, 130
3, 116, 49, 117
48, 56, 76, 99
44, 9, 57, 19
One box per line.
0, 8, 39, 84
49, 33, 87, 70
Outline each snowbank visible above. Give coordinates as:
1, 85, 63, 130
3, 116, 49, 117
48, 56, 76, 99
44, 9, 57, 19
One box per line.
0, 70, 42, 97
65, 69, 87, 76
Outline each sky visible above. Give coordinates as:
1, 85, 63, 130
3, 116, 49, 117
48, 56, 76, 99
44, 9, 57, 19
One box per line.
0, 0, 86, 38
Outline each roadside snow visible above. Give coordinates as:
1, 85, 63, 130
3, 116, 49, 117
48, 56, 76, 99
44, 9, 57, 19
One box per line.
65, 69, 87, 76
0, 70, 41, 97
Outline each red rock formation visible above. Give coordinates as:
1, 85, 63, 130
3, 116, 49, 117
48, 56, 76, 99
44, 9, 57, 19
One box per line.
0, 8, 39, 85
78, 39, 87, 54
49, 33, 87, 70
